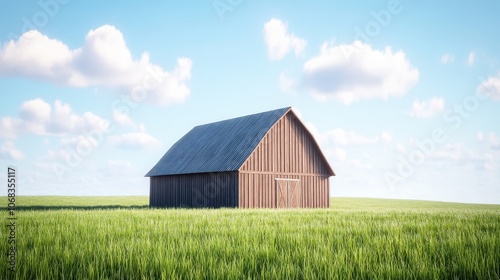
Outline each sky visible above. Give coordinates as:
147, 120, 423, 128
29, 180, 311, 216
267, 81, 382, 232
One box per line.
0, 0, 499, 204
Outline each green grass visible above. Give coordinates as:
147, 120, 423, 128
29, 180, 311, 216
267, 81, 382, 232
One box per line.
1, 197, 499, 279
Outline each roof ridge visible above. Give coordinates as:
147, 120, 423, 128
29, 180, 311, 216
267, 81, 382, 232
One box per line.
193, 107, 291, 128
145, 107, 291, 177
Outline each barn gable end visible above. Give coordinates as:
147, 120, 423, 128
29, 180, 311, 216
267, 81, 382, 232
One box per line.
240, 110, 333, 175
238, 110, 333, 208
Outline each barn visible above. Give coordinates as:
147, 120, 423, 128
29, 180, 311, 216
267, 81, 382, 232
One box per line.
145, 107, 335, 208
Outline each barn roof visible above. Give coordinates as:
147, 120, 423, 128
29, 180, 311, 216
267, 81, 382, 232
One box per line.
146, 107, 290, 176
145, 107, 334, 177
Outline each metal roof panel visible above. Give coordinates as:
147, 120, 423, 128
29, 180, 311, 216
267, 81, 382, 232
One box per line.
145, 107, 291, 176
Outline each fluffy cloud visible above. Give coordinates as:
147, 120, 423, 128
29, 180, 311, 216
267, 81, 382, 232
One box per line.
346, 159, 373, 170
428, 143, 497, 171
305, 123, 375, 171
440, 53, 455, 64
488, 132, 500, 150
108, 159, 133, 169
303, 41, 419, 104
0, 141, 25, 160
0, 25, 192, 106
106, 159, 135, 176
112, 110, 136, 127
330, 147, 347, 162
477, 131, 484, 142
381, 132, 393, 143
477, 72, 500, 100
410, 97, 445, 118
429, 143, 462, 162
108, 132, 162, 149
324, 128, 392, 146
263, 18, 307, 61
60, 135, 99, 151
305, 122, 391, 147
0, 98, 109, 139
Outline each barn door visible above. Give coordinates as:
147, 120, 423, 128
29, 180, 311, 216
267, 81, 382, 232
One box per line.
288, 180, 300, 208
277, 180, 288, 208
275, 179, 300, 208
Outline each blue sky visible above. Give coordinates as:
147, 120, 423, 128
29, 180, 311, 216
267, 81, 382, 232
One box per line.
1, 1, 499, 203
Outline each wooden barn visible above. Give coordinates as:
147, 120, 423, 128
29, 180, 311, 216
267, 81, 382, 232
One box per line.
145, 107, 335, 208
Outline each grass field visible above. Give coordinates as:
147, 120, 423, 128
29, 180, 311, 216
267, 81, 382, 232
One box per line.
1, 197, 499, 279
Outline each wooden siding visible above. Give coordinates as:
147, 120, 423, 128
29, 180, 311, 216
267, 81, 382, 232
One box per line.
238, 173, 329, 208
238, 112, 331, 208
240, 112, 331, 175
150, 172, 238, 208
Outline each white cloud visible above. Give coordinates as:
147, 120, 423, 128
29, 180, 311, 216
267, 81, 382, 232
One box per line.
0, 118, 21, 139
107, 159, 135, 176
112, 110, 136, 127
428, 143, 497, 171
429, 143, 462, 162
477, 72, 500, 100
303, 122, 377, 169
108, 159, 133, 169
303, 41, 419, 104
0, 98, 109, 139
0, 25, 192, 106
43, 149, 69, 162
347, 159, 373, 170
279, 72, 297, 94
467, 51, 475, 65
469, 152, 496, 171
305, 122, 392, 148
263, 18, 307, 61
108, 132, 162, 149
138, 123, 147, 133
477, 131, 484, 142
60, 135, 99, 151
329, 147, 347, 162
381, 132, 393, 143
20, 98, 51, 122
440, 53, 455, 64
396, 143, 406, 153
324, 128, 388, 146
0, 141, 25, 160
410, 97, 445, 118
489, 132, 500, 150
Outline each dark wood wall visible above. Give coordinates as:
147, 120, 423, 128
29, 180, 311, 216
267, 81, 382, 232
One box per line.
239, 112, 331, 208
150, 172, 238, 208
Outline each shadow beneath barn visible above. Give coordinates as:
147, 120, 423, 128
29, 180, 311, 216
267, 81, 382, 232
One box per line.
14, 205, 150, 211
